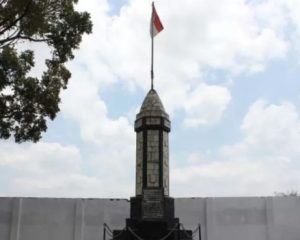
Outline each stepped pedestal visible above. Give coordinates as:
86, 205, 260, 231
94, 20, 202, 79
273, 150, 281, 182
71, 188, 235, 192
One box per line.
112, 188, 192, 240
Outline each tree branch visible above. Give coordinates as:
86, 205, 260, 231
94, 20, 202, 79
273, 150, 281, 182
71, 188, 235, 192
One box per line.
18, 35, 51, 43
0, 0, 32, 36
0, 0, 8, 6
0, 2, 18, 28
0, 29, 22, 45
0, 13, 17, 30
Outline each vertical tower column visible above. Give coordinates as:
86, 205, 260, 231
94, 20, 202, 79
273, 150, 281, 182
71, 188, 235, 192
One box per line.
135, 89, 170, 197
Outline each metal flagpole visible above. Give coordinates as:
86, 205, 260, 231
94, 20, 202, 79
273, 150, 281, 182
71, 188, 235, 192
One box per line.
151, 2, 154, 90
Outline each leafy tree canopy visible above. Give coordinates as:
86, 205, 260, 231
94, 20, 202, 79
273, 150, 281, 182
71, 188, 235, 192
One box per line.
0, 0, 92, 142
274, 191, 299, 197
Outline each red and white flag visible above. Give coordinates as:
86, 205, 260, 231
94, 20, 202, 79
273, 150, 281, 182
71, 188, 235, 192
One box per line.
150, 3, 164, 37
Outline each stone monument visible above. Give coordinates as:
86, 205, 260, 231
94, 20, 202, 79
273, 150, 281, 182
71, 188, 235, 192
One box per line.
112, 89, 192, 240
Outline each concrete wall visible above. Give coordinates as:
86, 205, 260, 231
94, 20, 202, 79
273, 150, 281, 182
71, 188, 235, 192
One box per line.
175, 197, 300, 240
0, 198, 129, 240
0, 197, 299, 240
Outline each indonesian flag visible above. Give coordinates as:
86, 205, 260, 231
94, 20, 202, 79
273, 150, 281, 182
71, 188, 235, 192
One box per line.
151, 3, 164, 37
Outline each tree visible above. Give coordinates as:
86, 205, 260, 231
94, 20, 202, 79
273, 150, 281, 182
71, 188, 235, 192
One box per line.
0, 0, 92, 142
274, 191, 299, 197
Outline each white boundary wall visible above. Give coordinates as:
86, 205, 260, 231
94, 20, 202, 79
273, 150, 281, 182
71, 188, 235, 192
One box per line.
0, 197, 299, 240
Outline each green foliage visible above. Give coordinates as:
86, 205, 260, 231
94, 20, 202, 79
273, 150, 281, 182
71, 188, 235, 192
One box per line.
0, 0, 92, 142
274, 191, 299, 197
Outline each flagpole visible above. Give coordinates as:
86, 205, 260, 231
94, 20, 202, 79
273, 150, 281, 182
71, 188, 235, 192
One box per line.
151, 2, 154, 90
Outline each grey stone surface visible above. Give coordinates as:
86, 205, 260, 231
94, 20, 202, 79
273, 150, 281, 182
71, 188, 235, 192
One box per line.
134, 89, 170, 196
1, 197, 300, 240
135, 119, 143, 129
136, 89, 169, 119
147, 130, 159, 187
142, 189, 164, 219
146, 118, 161, 125
136, 132, 143, 195
163, 131, 169, 195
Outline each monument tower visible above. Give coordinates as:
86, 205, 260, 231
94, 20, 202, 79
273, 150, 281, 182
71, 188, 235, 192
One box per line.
112, 88, 192, 240
112, 4, 192, 239
134, 88, 171, 205
131, 88, 174, 220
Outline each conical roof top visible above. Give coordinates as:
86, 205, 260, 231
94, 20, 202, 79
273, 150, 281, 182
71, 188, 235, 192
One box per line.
136, 89, 169, 119
141, 89, 165, 112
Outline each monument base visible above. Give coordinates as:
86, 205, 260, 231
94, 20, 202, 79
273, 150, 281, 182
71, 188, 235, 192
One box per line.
130, 194, 175, 223
112, 190, 192, 240
113, 219, 192, 240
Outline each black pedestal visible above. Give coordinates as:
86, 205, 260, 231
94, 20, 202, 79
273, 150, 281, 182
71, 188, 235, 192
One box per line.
130, 195, 175, 224
112, 189, 193, 240
113, 219, 192, 240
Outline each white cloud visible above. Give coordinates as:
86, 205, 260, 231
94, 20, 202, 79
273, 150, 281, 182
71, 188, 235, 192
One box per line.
11, 0, 300, 137
63, 0, 291, 133
171, 100, 300, 197
3, 0, 300, 198
0, 142, 80, 174
47, 0, 298, 196
157, 0, 287, 74
183, 84, 231, 127
60, 67, 135, 186
224, 100, 300, 158
0, 141, 86, 197
0, 140, 134, 197
253, 0, 300, 60
278, 0, 300, 33
278, 0, 300, 59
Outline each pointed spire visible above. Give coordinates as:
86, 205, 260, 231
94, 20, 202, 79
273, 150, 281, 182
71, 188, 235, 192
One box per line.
137, 89, 169, 119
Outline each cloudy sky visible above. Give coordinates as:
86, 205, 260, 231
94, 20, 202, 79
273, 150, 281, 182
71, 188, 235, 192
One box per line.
1, 0, 300, 198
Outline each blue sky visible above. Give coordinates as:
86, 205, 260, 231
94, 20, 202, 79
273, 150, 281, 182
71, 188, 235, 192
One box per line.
1, 0, 300, 197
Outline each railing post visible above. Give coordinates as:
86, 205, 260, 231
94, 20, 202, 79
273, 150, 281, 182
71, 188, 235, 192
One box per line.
198, 225, 201, 240
103, 224, 106, 240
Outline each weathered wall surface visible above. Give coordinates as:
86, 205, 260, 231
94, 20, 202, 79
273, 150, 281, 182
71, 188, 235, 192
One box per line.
0, 197, 299, 240
176, 197, 300, 240
0, 198, 129, 240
